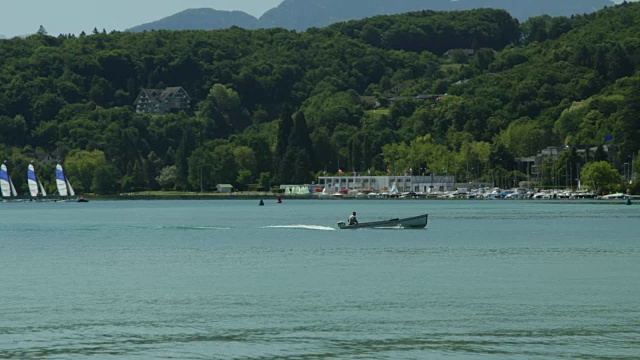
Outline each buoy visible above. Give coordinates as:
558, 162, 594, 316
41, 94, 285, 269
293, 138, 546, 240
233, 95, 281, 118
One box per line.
259, 199, 264, 206
277, 196, 282, 204
626, 198, 632, 205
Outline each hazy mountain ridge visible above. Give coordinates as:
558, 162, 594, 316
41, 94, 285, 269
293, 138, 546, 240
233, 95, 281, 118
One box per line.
127, 0, 615, 32
127, 8, 259, 32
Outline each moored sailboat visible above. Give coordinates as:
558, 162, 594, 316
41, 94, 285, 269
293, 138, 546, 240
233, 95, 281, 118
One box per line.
0, 161, 19, 201
27, 162, 48, 200
55, 163, 76, 201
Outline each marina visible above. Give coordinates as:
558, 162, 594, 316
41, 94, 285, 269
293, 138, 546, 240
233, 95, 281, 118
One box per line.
314, 175, 634, 200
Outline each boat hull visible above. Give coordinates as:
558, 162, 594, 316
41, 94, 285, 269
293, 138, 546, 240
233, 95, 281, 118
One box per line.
338, 214, 428, 229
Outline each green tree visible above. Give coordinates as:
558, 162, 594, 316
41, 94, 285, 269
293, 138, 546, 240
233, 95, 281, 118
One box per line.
211, 143, 239, 185
258, 172, 272, 191
233, 146, 256, 175
581, 161, 622, 194
0, 115, 28, 146
187, 147, 215, 192
497, 118, 547, 157
198, 84, 250, 138
65, 149, 112, 194
91, 164, 119, 194
236, 169, 253, 190
156, 165, 178, 191
274, 112, 293, 183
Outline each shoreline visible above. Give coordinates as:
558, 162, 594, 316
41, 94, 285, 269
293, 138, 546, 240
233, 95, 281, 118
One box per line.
5, 192, 637, 202
59, 193, 640, 202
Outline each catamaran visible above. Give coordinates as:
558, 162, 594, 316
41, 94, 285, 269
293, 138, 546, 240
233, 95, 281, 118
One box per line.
0, 161, 19, 201
55, 163, 76, 201
27, 163, 47, 200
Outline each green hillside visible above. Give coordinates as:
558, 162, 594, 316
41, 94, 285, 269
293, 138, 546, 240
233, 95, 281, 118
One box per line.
0, 4, 638, 195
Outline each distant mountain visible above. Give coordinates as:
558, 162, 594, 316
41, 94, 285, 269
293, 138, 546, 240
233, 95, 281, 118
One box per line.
262, 0, 616, 30
128, 8, 258, 32
0, 34, 6, 39
127, 0, 615, 32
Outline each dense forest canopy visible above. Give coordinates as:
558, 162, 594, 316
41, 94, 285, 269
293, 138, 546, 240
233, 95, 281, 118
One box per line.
0, 3, 639, 195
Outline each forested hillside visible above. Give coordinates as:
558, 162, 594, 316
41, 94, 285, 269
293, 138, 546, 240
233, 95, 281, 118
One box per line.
0, 4, 638, 195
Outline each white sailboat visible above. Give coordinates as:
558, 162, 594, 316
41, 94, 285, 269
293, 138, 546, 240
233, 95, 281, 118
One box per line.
27, 163, 47, 199
1, 161, 19, 200
390, 181, 399, 194
55, 163, 75, 199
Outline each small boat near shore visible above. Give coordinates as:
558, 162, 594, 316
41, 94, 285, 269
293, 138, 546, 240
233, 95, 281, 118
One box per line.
337, 214, 428, 229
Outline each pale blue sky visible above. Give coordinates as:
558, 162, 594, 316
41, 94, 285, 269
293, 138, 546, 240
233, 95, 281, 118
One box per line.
0, 0, 283, 37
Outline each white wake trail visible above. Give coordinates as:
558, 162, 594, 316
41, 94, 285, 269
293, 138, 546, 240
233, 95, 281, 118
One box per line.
264, 225, 336, 231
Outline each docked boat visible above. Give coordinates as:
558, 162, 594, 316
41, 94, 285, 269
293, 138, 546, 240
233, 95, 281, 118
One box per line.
1, 161, 19, 201
55, 163, 77, 201
600, 193, 627, 200
27, 163, 48, 200
337, 214, 428, 229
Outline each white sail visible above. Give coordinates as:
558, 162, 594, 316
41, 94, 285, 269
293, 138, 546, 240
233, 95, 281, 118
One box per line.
39, 180, 47, 197
1, 164, 14, 198
56, 164, 69, 197
9, 178, 17, 197
66, 179, 75, 197
0, 181, 9, 197
28, 164, 39, 197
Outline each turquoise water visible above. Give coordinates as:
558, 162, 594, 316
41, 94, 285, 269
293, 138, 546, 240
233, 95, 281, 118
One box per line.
1, 200, 638, 359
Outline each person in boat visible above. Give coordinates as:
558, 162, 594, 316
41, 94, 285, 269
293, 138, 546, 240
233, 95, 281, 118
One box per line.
348, 211, 358, 225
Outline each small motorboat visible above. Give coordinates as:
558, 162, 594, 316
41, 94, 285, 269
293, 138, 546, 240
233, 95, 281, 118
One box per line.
77, 197, 89, 203
337, 214, 428, 229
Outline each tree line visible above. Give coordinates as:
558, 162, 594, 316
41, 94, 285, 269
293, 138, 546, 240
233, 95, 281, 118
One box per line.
0, 4, 638, 195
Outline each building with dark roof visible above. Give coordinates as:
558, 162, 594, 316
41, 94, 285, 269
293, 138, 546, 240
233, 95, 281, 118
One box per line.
134, 87, 191, 114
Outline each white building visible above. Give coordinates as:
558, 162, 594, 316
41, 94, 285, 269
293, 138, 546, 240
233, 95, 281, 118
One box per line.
317, 175, 456, 193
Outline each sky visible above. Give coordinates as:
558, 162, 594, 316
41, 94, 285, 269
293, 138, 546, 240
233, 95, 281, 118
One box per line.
0, 0, 284, 37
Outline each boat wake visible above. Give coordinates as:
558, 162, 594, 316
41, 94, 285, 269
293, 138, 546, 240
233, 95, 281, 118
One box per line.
264, 225, 336, 231
161, 226, 231, 231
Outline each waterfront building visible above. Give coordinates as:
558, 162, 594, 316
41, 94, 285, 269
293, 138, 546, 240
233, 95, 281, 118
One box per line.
318, 175, 456, 194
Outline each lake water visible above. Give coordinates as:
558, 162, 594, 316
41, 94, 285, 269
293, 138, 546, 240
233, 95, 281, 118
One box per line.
0, 199, 638, 359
